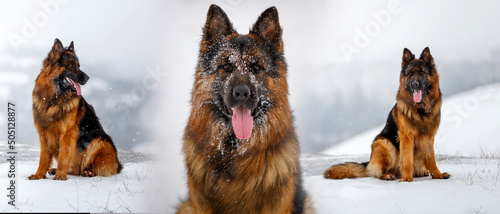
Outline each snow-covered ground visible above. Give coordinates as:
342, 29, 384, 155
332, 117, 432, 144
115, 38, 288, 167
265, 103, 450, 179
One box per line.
304, 154, 500, 213
1, 84, 499, 213
0, 143, 171, 213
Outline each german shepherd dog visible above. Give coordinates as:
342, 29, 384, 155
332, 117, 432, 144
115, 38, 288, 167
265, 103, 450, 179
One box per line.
178, 5, 312, 214
28, 39, 122, 180
324, 47, 450, 182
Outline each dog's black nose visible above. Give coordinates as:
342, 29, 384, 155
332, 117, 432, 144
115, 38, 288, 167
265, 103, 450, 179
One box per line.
411, 81, 419, 89
80, 72, 90, 85
233, 85, 251, 101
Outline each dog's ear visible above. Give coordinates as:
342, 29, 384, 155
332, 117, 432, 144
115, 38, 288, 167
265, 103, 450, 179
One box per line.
47, 38, 65, 65
251, 7, 283, 53
202, 4, 234, 46
419, 47, 434, 64
67, 41, 75, 52
402, 48, 414, 65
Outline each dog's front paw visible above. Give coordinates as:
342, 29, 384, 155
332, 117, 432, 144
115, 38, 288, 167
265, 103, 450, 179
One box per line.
442, 172, 451, 179
53, 174, 68, 180
382, 173, 396, 181
400, 176, 413, 182
432, 172, 451, 179
48, 168, 57, 175
27, 174, 46, 180
82, 170, 95, 177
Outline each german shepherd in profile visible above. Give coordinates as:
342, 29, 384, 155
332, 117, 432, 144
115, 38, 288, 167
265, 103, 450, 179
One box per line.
28, 39, 122, 180
324, 47, 450, 182
178, 5, 312, 214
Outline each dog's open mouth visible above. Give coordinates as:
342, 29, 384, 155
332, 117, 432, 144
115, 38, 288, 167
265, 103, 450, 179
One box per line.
413, 90, 422, 103
65, 77, 82, 96
229, 105, 254, 140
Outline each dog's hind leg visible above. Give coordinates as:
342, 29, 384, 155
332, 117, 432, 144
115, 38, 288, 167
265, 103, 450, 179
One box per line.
413, 157, 429, 177
176, 200, 194, 214
48, 168, 57, 175
81, 139, 120, 177
366, 137, 398, 180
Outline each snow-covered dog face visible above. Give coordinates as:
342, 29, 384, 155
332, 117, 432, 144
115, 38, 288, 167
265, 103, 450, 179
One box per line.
194, 5, 288, 140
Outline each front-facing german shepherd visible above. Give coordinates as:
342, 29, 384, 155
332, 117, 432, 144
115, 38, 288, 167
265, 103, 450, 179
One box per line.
28, 39, 122, 180
178, 5, 312, 214
324, 47, 450, 182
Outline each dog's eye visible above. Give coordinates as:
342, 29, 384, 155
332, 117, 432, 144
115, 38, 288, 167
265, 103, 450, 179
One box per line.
222, 63, 233, 72
251, 64, 262, 72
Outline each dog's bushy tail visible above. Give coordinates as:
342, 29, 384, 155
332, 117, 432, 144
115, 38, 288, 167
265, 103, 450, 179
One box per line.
324, 162, 369, 179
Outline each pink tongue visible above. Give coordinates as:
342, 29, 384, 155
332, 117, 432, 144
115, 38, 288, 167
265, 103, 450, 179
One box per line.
413, 90, 422, 103
231, 105, 253, 139
67, 78, 81, 96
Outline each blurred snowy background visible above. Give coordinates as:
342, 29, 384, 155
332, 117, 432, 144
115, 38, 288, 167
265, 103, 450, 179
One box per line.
2, 0, 499, 153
